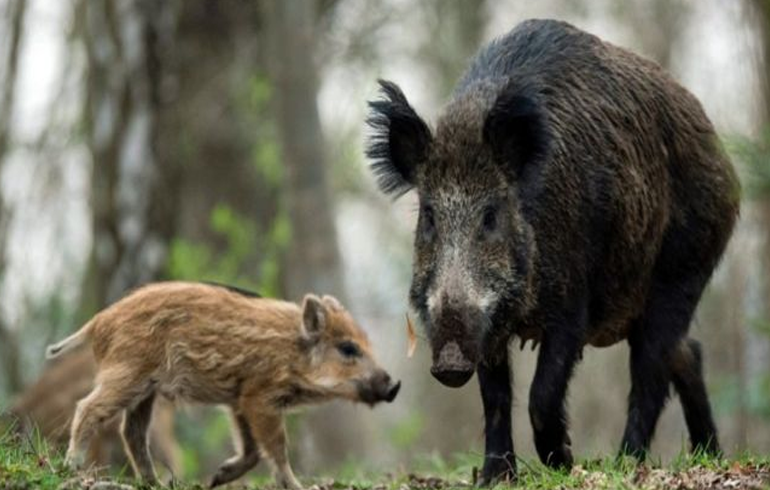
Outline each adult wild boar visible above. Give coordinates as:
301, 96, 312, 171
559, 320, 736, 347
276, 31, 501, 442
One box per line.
367, 19, 738, 484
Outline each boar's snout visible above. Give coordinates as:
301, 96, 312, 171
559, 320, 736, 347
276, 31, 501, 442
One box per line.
427, 302, 484, 388
430, 341, 475, 388
358, 370, 401, 405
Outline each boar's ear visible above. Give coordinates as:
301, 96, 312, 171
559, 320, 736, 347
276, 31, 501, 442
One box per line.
483, 89, 550, 179
366, 79, 432, 198
301, 294, 326, 338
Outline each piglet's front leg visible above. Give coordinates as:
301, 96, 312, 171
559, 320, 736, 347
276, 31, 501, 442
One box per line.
249, 410, 302, 490
477, 357, 516, 485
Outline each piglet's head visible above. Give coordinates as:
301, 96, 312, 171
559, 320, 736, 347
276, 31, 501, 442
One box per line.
300, 294, 400, 405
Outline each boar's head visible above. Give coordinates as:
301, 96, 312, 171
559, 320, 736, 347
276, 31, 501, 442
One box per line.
367, 80, 546, 387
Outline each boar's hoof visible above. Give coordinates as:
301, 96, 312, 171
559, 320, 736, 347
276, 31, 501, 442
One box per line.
543, 443, 573, 469
479, 456, 517, 487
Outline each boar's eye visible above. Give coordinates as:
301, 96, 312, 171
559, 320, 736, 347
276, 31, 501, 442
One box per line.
482, 205, 498, 234
337, 341, 362, 359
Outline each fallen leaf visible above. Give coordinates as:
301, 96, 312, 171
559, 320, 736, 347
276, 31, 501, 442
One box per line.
406, 313, 417, 358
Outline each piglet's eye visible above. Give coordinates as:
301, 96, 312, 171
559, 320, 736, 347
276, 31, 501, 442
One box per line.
337, 341, 361, 358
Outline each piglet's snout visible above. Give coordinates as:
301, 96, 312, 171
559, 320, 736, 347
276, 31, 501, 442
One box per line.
375, 371, 401, 403
361, 371, 401, 404
384, 379, 401, 402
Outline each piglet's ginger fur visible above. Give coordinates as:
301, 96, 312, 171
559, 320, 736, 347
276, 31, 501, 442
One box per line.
47, 281, 400, 489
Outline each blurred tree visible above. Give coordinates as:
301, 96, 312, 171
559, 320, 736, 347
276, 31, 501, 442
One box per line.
0, 0, 27, 396
0, 0, 26, 157
263, 0, 365, 472
167, 1, 287, 297
612, 0, 691, 70
750, 0, 770, 426
757, 0, 770, 123
77, 0, 181, 315
263, 0, 345, 302
417, 0, 488, 98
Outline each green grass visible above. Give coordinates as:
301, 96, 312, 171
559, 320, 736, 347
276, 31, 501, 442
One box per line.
0, 426, 71, 490
1, 425, 768, 490
0, 425, 204, 490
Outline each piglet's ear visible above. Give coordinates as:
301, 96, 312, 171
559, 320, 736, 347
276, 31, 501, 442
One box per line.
321, 295, 343, 312
483, 88, 550, 179
301, 294, 326, 337
367, 79, 432, 198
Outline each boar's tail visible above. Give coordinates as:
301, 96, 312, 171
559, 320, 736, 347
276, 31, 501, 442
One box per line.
45, 320, 93, 359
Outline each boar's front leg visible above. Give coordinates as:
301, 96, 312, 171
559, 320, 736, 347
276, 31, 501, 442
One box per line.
528, 307, 585, 469
478, 352, 516, 485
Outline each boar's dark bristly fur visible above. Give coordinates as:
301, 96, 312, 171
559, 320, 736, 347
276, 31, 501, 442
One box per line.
367, 19, 739, 485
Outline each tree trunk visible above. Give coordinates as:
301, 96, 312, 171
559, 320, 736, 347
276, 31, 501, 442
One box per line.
263, 0, 345, 303
0, 0, 27, 396
170, 1, 285, 294
753, 0, 770, 443
263, 0, 357, 471
756, 0, 770, 125
78, 0, 181, 315
625, 0, 690, 70
418, 0, 488, 98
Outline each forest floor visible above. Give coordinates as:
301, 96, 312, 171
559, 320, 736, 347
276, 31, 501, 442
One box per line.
1, 429, 769, 490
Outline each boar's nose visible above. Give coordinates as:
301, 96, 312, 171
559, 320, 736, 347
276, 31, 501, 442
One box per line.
431, 341, 475, 388
385, 380, 401, 402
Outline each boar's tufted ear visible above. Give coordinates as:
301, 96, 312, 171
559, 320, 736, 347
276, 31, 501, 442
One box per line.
366, 79, 432, 198
483, 88, 550, 179
301, 294, 326, 337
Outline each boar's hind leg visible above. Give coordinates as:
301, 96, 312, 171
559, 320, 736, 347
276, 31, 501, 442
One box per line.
620, 275, 716, 458
669, 338, 720, 455
477, 356, 516, 485
210, 412, 261, 488
121, 390, 158, 484
528, 308, 585, 469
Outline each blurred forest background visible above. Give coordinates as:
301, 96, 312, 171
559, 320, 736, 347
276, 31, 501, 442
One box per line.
0, 0, 768, 482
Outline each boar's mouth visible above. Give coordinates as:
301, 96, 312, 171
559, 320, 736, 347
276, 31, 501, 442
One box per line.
430, 341, 476, 387
427, 307, 484, 388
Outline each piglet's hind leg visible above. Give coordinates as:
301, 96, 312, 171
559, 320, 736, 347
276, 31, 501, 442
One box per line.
210, 412, 261, 488
121, 390, 159, 484
67, 366, 149, 470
